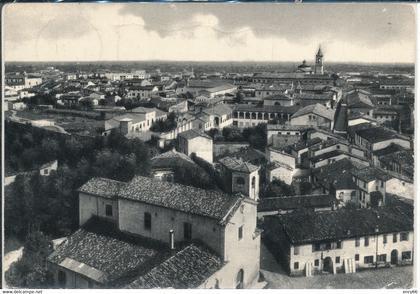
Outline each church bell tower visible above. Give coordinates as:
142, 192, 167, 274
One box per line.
315, 46, 324, 75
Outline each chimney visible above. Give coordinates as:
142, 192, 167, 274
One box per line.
169, 229, 175, 250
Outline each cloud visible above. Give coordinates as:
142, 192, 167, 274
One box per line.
3, 3, 416, 63
119, 3, 415, 47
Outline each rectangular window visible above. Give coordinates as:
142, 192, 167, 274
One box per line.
184, 222, 192, 241
400, 232, 409, 241
364, 256, 374, 264
402, 251, 412, 260
355, 254, 359, 261
314, 259, 319, 266
238, 225, 243, 240
105, 204, 113, 217
336, 256, 340, 264
355, 238, 360, 247
144, 212, 152, 230
393, 233, 398, 243
377, 254, 386, 262
58, 270, 67, 287
294, 246, 299, 255
294, 262, 299, 270
383, 234, 387, 244
364, 236, 369, 247
337, 241, 342, 249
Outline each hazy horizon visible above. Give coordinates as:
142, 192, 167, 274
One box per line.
4, 60, 415, 66
5, 3, 415, 63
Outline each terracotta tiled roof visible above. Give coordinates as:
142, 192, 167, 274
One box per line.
78, 177, 126, 199
355, 126, 410, 143
118, 176, 242, 223
291, 103, 335, 121
218, 156, 259, 173
351, 166, 392, 182
178, 129, 212, 140
127, 243, 223, 289
258, 194, 333, 212
264, 206, 413, 245
345, 89, 374, 108
48, 218, 167, 285
151, 149, 195, 169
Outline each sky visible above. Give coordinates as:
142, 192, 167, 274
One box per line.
3, 3, 416, 63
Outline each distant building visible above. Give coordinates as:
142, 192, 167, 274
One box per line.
103, 107, 167, 136
5, 73, 42, 90
312, 158, 368, 206
126, 85, 159, 100
344, 89, 374, 115
150, 149, 198, 182
4, 160, 58, 186
350, 166, 391, 208
290, 103, 335, 129
266, 124, 311, 147
379, 79, 414, 93
232, 104, 299, 128
178, 130, 213, 163
372, 108, 398, 124
353, 126, 411, 154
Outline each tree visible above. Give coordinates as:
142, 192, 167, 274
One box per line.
222, 127, 242, 141
263, 179, 295, 198
299, 181, 312, 195
80, 99, 93, 110
5, 231, 53, 288
207, 128, 220, 139
150, 112, 177, 132
243, 124, 267, 150
233, 91, 245, 104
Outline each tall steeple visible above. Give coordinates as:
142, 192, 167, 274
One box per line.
315, 45, 324, 75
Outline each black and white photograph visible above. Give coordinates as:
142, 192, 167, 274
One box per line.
2, 2, 417, 290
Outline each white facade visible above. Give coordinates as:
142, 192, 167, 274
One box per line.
289, 231, 414, 276
178, 134, 213, 163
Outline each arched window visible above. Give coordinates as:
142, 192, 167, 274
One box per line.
236, 269, 244, 289
236, 177, 245, 186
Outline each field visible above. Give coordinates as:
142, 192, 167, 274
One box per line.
11, 109, 104, 136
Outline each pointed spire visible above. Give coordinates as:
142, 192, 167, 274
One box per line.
317, 45, 323, 57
